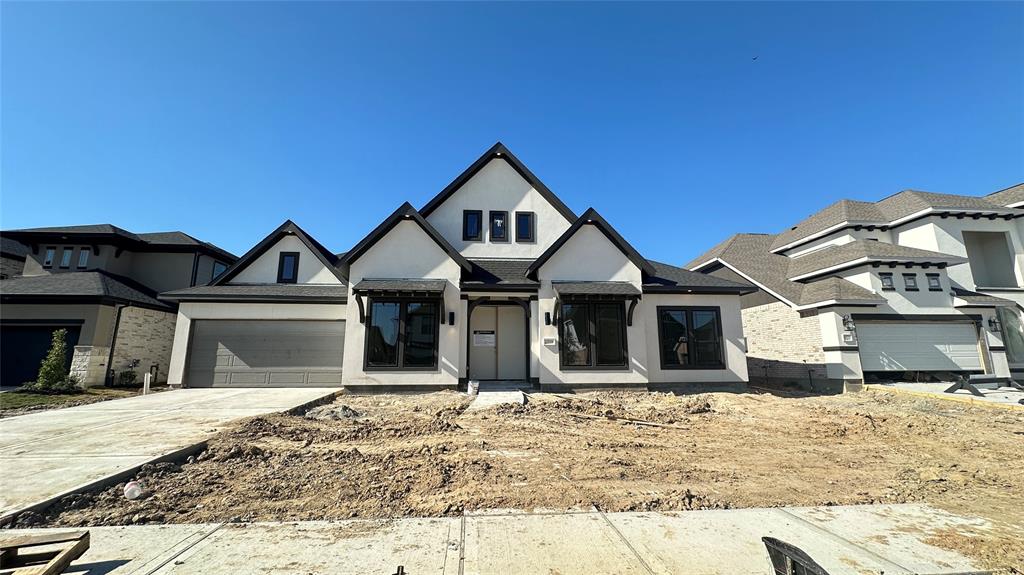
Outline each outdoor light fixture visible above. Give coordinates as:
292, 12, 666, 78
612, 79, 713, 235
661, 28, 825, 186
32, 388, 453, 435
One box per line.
988, 316, 1002, 333
544, 312, 551, 326
449, 312, 455, 326
842, 314, 856, 331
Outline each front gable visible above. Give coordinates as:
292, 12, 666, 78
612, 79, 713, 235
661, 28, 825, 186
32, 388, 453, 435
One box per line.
214, 221, 345, 286
538, 224, 641, 284
349, 220, 462, 282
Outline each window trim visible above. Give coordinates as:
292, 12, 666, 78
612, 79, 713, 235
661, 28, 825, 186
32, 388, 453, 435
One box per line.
515, 211, 536, 243
77, 247, 90, 269
558, 300, 629, 370
211, 260, 229, 281
879, 272, 895, 291
462, 210, 483, 242
656, 306, 727, 371
42, 247, 56, 268
58, 248, 73, 269
902, 273, 919, 291
362, 297, 441, 371
277, 252, 300, 284
926, 273, 942, 292
489, 211, 509, 242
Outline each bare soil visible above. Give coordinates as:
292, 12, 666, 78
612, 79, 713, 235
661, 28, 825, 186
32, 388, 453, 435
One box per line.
12, 389, 1024, 572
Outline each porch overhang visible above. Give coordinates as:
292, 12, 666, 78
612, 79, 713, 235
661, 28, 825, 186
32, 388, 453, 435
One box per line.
552, 281, 641, 299
351, 279, 448, 324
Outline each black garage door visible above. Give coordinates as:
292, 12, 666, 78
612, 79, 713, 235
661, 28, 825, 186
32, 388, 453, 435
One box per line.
1, 324, 82, 387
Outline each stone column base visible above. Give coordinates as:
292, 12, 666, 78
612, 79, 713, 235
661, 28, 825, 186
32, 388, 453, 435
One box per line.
70, 346, 110, 387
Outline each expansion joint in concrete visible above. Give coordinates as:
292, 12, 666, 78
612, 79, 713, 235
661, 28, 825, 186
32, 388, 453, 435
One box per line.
597, 509, 655, 575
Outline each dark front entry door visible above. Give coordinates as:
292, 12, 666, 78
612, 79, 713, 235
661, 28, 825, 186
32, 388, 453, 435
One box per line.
0, 325, 82, 387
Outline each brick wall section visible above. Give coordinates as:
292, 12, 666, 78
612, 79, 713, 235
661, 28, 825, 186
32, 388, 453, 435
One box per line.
70, 345, 111, 387
742, 301, 828, 384
110, 306, 177, 384
1, 256, 24, 279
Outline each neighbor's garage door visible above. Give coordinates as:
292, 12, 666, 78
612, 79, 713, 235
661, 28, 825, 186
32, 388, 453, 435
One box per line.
0, 324, 81, 387
857, 322, 982, 372
186, 320, 344, 387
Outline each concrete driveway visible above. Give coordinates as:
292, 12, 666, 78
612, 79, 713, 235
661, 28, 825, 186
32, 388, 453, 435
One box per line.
0, 388, 338, 520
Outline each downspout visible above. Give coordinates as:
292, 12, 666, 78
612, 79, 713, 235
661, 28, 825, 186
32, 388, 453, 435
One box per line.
105, 303, 129, 385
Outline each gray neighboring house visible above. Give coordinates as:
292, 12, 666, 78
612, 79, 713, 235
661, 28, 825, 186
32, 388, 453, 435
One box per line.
1, 237, 29, 279
0, 225, 236, 387
687, 184, 1024, 392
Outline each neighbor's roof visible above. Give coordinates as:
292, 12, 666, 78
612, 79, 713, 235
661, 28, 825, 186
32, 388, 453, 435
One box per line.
161, 283, 347, 303
986, 183, 1024, 208
1, 237, 29, 259
1, 270, 173, 310
951, 287, 1018, 308
2, 224, 236, 262
786, 240, 966, 280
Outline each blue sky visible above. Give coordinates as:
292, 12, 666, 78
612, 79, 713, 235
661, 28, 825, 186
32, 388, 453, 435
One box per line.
2, 2, 1021, 264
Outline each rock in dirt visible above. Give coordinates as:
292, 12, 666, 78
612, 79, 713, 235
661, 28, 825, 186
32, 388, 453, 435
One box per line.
306, 403, 363, 421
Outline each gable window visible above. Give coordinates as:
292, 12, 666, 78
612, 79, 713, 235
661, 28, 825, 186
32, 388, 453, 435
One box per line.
277, 252, 299, 284
926, 273, 942, 291
515, 211, 535, 243
212, 261, 228, 281
59, 248, 73, 269
559, 301, 628, 369
489, 211, 508, 242
879, 273, 895, 291
462, 210, 483, 241
77, 248, 90, 269
43, 247, 56, 268
365, 299, 439, 370
903, 273, 918, 291
657, 307, 725, 370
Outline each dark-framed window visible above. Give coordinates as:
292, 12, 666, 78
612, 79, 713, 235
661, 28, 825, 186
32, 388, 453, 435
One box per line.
879, 272, 895, 291
515, 211, 536, 243
462, 210, 483, 241
489, 211, 508, 242
42, 247, 56, 268
926, 273, 942, 291
59, 248, 73, 269
77, 247, 90, 269
212, 261, 228, 281
559, 301, 628, 369
364, 298, 440, 370
277, 252, 299, 284
902, 273, 918, 291
657, 306, 726, 370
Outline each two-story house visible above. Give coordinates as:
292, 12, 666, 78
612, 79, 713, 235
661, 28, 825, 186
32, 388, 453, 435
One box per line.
0, 225, 236, 386
687, 184, 1024, 392
161, 143, 755, 391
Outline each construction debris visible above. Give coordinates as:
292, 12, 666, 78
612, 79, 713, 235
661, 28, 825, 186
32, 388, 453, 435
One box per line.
0, 530, 89, 575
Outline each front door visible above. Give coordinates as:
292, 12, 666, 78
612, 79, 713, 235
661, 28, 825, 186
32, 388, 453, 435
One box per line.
469, 305, 527, 381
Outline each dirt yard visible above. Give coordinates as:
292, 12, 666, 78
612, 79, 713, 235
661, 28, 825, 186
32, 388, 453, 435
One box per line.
12, 389, 1024, 572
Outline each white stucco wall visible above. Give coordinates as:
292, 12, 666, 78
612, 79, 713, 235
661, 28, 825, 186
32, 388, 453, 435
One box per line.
424, 158, 573, 258
230, 235, 341, 285
342, 220, 463, 386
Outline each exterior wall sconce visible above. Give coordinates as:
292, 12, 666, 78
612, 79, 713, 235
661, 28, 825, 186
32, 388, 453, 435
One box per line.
545, 312, 551, 326
988, 316, 1002, 333
842, 314, 856, 331
449, 312, 456, 326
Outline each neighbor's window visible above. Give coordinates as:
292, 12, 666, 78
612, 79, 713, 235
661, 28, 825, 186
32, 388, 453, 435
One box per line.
59, 248, 73, 269
77, 248, 90, 269
364, 299, 439, 370
903, 273, 918, 291
212, 261, 228, 281
277, 252, 299, 284
879, 273, 895, 290
926, 273, 942, 291
657, 307, 725, 369
43, 247, 56, 268
515, 211, 535, 242
997, 307, 1024, 365
489, 211, 508, 242
559, 301, 628, 369
463, 210, 483, 241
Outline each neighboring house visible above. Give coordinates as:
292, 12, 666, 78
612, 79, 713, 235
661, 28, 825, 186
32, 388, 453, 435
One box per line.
687, 183, 1024, 392
0, 225, 236, 386
1, 237, 29, 279
162, 143, 754, 391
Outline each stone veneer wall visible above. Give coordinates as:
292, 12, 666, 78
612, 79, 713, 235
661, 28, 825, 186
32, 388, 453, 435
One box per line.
70, 345, 111, 387
742, 301, 829, 387
110, 306, 178, 384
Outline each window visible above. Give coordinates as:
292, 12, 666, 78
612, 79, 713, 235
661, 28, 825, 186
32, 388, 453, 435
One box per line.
926, 273, 942, 291
903, 273, 918, 291
212, 261, 228, 281
277, 252, 299, 284
657, 307, 725, 369
489, 211, 508, 242
77, 248, 90, 269
59, 248, 73, 269
364, 299, 440, 370
462, 210, 483, 241
515, 211, 535, 243
43, 247, 56, 268
879, 273, 895, 291
559, 301, 628, 369
997, 307, 1024, 365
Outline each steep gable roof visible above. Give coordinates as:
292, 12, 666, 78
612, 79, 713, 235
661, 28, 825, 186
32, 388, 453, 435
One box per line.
340, 202, 473, 272
526, 208, 656, 280
212, 220, 346, 286
418, 142, 577, 223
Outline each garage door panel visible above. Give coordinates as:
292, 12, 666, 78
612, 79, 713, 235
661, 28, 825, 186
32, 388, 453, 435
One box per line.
858, 322, 982, 372
187, 320, 344, 387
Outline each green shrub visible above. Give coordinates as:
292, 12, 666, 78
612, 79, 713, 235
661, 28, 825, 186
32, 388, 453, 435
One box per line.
114, 369, 139, 387
21, 329, 81, 394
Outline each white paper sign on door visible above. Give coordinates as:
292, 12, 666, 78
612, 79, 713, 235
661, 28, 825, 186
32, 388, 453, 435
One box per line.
473, 330, 496, 347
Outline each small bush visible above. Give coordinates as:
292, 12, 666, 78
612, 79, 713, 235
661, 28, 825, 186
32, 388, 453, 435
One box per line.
113, 369, 139, 388
21, 329, 81, 394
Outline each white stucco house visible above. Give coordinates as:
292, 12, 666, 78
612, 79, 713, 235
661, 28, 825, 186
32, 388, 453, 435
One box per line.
687, 184, 1024, 392
162, 143, 754, 391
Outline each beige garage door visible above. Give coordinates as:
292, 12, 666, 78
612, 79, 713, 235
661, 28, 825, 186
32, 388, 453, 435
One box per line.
857, 322, 982, 372
187, 320, 344, 387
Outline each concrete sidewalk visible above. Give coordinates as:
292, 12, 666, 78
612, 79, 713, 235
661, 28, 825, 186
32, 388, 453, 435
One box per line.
1, 504, 990, 574
870, 382, 1024, 408
0, 388, 338, 520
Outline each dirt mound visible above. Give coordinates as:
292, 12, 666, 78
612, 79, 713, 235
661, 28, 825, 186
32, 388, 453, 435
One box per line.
305, 403, 363, 421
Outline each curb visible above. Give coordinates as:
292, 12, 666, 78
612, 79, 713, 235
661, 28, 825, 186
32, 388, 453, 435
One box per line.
866, 385, 1024, 411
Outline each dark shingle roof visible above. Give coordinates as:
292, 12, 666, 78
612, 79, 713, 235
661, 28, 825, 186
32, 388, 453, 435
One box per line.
464, 259, 538, 287
1, 271, 172, 310
2, 224, 236, 261
951, 287, 1017, 307
786, 241, 966, 279
353, 279, 447, 293
553, 281, 642, 296
161, 283, 347, 302
643, 260, 755, 293
986, 183, 1024, 208
1, 237, 28, 259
